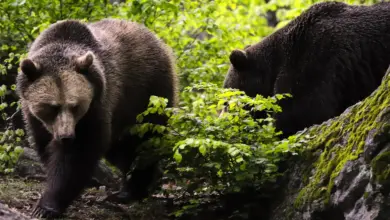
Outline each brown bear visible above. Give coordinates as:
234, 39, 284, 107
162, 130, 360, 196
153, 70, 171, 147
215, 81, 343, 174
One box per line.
223, 1, 390, 138
16, 18, 179, 218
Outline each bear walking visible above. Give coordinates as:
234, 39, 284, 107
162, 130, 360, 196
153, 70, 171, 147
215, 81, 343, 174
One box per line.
223, 2, 390, 138
16, 19, 179, 218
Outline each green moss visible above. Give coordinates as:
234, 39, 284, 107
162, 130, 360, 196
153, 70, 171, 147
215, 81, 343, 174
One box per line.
294, 71, 390, 209
371, 151, 390, 185
363, 191, 369, 199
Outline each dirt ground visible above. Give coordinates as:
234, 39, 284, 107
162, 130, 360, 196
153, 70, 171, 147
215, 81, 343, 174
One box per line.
0, 175, 174, 220
0, 147, 232, 220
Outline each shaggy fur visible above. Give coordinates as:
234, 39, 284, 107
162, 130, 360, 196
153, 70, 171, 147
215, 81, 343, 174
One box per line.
16, 19, 179, 218
223, 2, 390, 138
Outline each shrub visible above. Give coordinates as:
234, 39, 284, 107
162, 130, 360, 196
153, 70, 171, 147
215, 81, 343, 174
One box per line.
131, 83, 312, 217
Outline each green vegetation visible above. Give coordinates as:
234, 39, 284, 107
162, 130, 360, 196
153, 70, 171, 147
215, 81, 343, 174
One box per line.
0, 0, 384, 218
0, 128, 24, 173
132, 85, 309, 217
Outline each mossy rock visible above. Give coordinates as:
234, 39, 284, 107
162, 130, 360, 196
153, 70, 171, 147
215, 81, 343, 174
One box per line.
292, 66, 390, 210
371, 151, 390, 186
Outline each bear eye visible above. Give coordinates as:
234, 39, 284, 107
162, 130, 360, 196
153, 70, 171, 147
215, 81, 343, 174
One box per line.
70, 105, 78, 114
39, 103, 59, 111
44, 104, 61, 112
45, 104, 61, 116
36, 103, 61, 121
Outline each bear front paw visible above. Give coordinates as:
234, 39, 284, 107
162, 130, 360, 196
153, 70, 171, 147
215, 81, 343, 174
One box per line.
31, 203, 62, 219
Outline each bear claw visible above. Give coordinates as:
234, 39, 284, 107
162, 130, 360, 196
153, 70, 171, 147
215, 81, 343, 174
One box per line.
31, 204, 61, 219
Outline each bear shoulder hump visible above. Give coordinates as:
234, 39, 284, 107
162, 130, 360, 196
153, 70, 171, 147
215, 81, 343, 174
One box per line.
32, 20, 97, 49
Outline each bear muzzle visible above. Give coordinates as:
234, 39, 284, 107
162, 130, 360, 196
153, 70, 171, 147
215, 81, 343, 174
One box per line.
58, 133, 75, 145
53, 112, 76, 145
54, 129, 75, 145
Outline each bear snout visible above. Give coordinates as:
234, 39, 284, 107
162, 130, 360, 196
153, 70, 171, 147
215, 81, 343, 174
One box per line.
53, 115, 76, 145
58, 133, 75, 145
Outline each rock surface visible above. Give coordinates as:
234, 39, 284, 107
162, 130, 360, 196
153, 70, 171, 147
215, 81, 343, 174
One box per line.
268, 67, 390, 220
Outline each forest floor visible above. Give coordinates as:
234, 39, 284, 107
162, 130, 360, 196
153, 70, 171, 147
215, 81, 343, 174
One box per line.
0, 145, 178, 220
0, 175, 174, 220
0, 147, 241, 220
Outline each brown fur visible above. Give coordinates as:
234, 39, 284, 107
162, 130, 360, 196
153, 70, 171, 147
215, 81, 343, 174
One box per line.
22, 71, 94, 139
224, 2, 390, 138
16, 18, 179, 218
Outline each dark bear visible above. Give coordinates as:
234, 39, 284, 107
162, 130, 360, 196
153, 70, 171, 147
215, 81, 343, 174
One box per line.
223, 2, 390, 138
15, 18, 179, 218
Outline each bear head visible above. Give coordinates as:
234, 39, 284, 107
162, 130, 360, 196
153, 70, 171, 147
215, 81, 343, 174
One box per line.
221, 42, 282, 119
16, 45, 101, 144
223, 44, 276, 98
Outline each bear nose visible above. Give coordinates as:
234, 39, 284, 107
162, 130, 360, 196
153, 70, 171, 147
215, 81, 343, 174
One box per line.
59, 134, 75, 145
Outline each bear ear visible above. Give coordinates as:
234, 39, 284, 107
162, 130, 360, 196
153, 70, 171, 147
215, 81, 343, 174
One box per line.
75, 51, 94, 72
20, 59, 41, 81
229, 49, 250, 71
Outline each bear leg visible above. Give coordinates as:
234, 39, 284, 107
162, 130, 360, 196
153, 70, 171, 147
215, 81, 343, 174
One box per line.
105, 132, 163, 203
125, 159, 162, 201
124, 114, 168, 201
104, 134, 139, 203
31, 141, 102, 218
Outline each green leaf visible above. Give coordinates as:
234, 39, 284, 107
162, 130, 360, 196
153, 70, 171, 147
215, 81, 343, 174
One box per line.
136, 114, 144, 123
199, 145, 206, 156
173, 150, 182, 163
